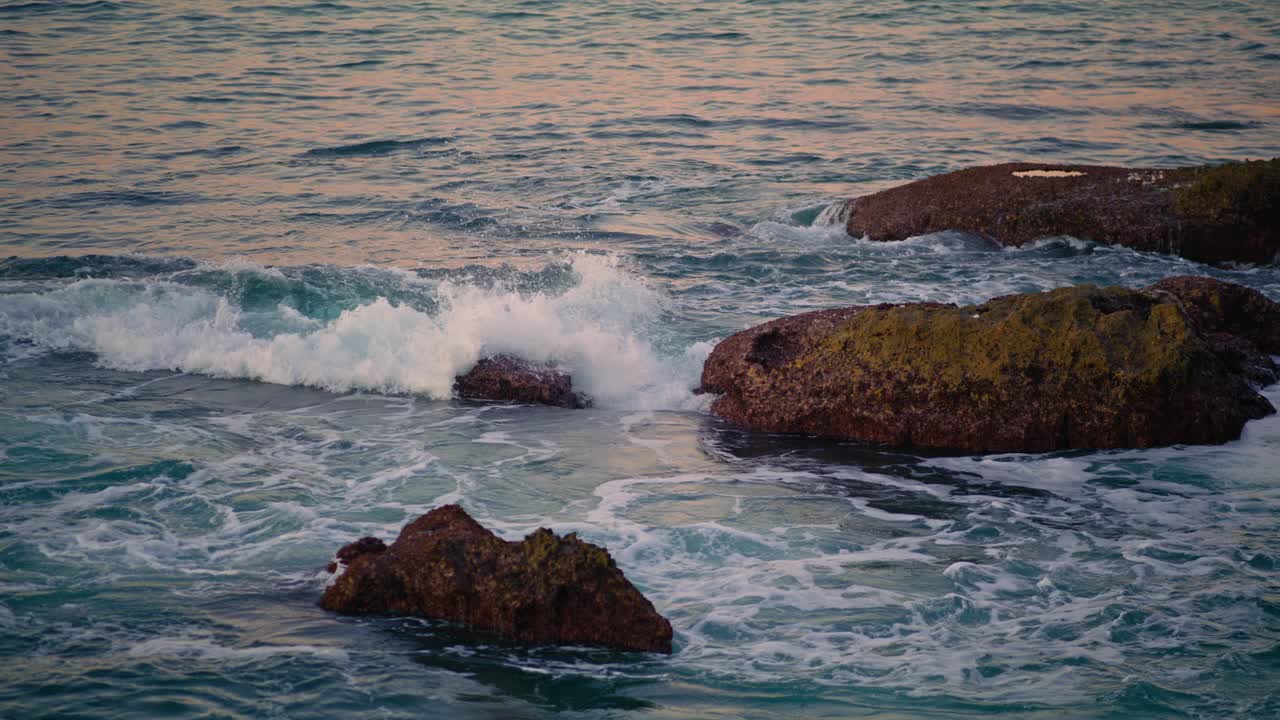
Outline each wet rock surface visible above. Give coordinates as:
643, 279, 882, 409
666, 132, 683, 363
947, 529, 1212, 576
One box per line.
1147, 275, 1280, 386
1147, 276, 1280, 354
842, 160, 1279, 265
701, 277, 1278, 453
453, 354, 590, 408
321, 505, 673, 654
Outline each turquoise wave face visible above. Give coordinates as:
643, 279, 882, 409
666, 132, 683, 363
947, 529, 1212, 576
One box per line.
3, 0, 1280, 717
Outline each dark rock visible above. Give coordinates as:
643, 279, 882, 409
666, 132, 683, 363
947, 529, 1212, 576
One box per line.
1146, 275, 1280, 354
326, 536, 386, 573
701, 279, 1278, 453
842, 159, 1279, 265
321, 505, 673, 654
453, 354, 590, 408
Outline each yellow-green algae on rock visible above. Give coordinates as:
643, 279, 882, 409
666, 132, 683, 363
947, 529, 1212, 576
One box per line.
701, 277, 1278, 453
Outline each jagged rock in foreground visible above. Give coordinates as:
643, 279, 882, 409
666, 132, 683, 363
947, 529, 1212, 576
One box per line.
321, 505, 672, 654
841, 159, 1279, 265
700, 276, 1278, 453
453, 354, 590, 408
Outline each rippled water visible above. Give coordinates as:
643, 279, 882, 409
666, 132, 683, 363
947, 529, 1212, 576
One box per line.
2, 2, 1279, 718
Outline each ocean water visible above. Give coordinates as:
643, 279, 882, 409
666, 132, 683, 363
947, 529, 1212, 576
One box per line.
2, 1, 1280, 718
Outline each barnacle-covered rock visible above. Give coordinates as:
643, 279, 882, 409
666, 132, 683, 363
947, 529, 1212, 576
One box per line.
840, 159, 1279, 265
700, 278, 1277, 453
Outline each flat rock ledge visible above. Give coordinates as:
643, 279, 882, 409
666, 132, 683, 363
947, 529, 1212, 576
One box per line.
700, 276, 1279, 454
453, 354, 590, 408
321, 505, 673, 654
840, 159, 1278, 265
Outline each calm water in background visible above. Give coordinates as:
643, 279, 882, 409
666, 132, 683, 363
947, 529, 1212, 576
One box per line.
2, 1, 1280, 718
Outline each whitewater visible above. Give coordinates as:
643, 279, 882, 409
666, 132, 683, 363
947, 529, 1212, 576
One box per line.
0, 254, 709, 408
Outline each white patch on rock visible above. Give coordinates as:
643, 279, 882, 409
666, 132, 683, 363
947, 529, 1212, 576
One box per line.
1012, 170, 1086, 178
1126, 170, 1166, 185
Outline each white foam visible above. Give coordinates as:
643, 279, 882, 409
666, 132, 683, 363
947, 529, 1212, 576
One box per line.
563, 458, 1280, 702
53, 483, 153, 513
581, 177, 670, 211
746, 219, 852, 245
852, 230, 1001, 255
814, 200, 852, 227
1008, 235, 1096, 252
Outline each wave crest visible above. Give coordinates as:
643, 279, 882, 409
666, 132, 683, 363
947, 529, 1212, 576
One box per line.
0, 254, 707, 409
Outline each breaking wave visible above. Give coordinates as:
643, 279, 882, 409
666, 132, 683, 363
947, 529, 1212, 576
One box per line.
0, 253, 710, 410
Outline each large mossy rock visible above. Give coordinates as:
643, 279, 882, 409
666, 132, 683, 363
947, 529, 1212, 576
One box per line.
321, 505, 672, 654
841, 160, 1279, 265
700, 277, 1277, 453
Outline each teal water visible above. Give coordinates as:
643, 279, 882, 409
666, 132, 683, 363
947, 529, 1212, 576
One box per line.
2, 2, 1280, 718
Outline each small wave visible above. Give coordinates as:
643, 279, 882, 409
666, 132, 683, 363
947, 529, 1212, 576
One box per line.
159, 120, 213, 130
1179, 120, 1257, 132
564, 177, 677, 212
744, 153, 827, 167
630, 113, 715, 128
747, 220, 851, 246
324, 59, 386, 69
1006, 235, 1096, 255
651, 30, 749, 42
487, 10, 547, 20
0, 254, 198, 280
879, 231, 1002, 254
176, 95, 239, 104
33, 190, 207, 209
171, 145, 244, 158
302, 137, 451, 158
948, 101, 1092, 120
0, 0, 121, 14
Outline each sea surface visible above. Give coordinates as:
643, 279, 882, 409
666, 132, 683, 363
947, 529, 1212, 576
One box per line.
3, 1, 1280, 718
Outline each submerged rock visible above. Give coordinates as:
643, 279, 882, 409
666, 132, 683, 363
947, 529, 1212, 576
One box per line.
453, 354, 590, 408
321, 505, 673, 654
700, 277, 1278, 453
841, 159, 1279, 265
